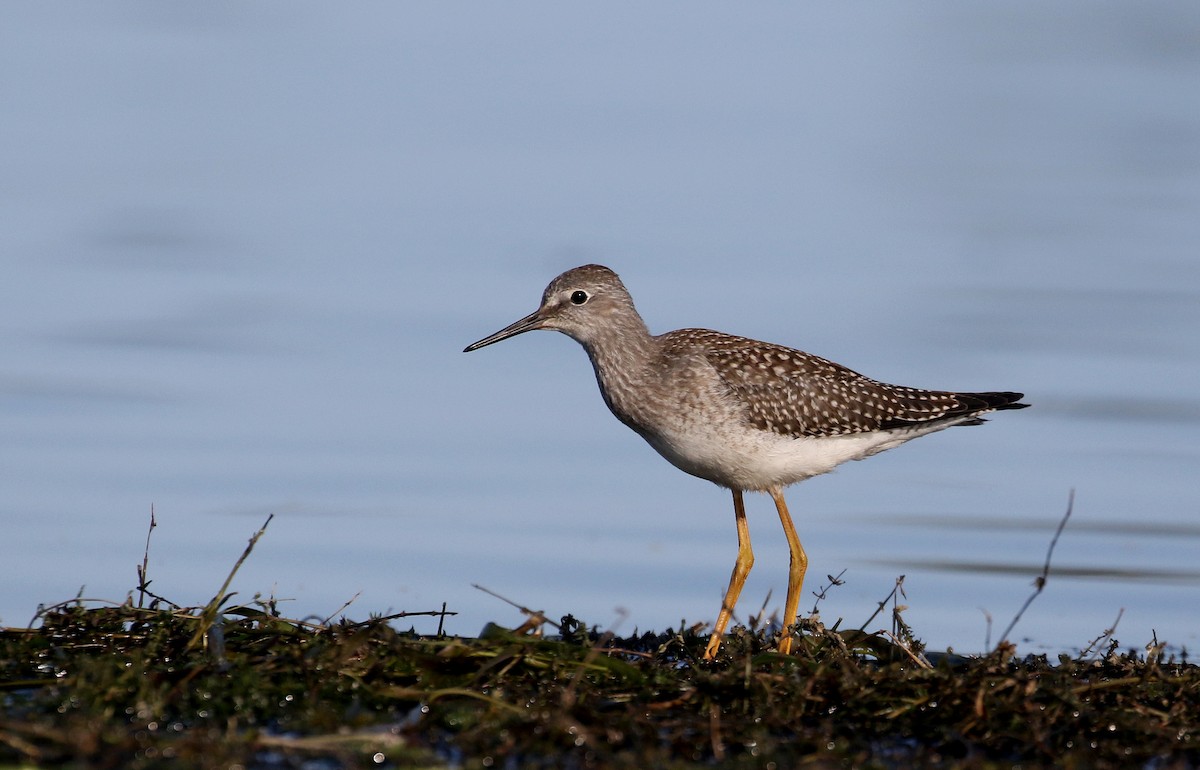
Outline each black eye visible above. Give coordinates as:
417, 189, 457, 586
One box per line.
570, 290, 589, 305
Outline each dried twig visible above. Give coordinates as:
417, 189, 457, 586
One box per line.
859, 575, 906, 632
473, 583, 561, 632
136, 505, 158, 609
320, 591, 362, 626
1080, 608, 1125, 661
809, 568, 847, 615
186, 514, 274, 651
995, 490, 1074, 649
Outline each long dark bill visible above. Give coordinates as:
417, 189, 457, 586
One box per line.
463, 310, 545, 352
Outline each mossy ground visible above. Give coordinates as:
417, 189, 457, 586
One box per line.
2, 595, 1197, 769
2, 512, 1197, 769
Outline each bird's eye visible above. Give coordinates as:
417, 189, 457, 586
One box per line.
570, 290, 589, 305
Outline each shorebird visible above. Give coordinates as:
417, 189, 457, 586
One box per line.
464, 264, 1027, 659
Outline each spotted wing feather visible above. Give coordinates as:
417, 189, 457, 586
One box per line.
666, 329, 1025, 438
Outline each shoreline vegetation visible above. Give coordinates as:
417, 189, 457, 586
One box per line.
2, 507, 1197, 769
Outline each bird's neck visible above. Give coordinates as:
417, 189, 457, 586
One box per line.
578, 311, 660, 431
578, 308, 655, 372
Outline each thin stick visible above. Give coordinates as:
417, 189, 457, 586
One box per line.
995, 490, 1074, 649
809, 568, 847, 615
187, 514, 274, 651
859, 575, 906, 632
136, 505, 158, 609
335, 608, 458, 631
1080, 608, 1124, 661
472, 583, 561, 631
882, 630, 933, 670
320, 592, 362, 626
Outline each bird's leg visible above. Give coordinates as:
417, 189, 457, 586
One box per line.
769, 486, 807, 655
703, 489, 753, 660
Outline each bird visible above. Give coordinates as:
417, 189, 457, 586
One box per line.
463, 264, 1027, 660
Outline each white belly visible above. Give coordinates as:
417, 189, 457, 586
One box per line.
638, 416, 968, 492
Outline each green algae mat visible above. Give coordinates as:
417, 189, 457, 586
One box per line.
2, 514, 1197, 768
2, 597, 1197, 769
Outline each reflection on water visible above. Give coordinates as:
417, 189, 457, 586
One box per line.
868, 558, 1200, 585
1042, 396, 1200, 425
859, 511, 1200, 587
860, 513, 1200, 539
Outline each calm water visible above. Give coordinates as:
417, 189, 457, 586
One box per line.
3, 3, 1198, 654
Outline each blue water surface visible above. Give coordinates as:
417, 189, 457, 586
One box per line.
2, 3, 1198, 655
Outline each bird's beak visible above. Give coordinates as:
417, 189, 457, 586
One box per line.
463, 309, 546, 352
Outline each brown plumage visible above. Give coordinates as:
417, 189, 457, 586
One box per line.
465, 264, 1027, 660
675, 329, 1025, 437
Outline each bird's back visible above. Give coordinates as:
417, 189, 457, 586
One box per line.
660, 328, 1027, 440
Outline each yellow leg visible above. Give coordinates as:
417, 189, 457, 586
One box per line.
703, 489, 753, 660
769, 486, 807, 654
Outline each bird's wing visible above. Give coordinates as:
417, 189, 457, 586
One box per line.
666, 329, 999, 438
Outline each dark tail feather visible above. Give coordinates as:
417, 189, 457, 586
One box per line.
960, 391, 1029, 412
953, 391, 1028, 426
